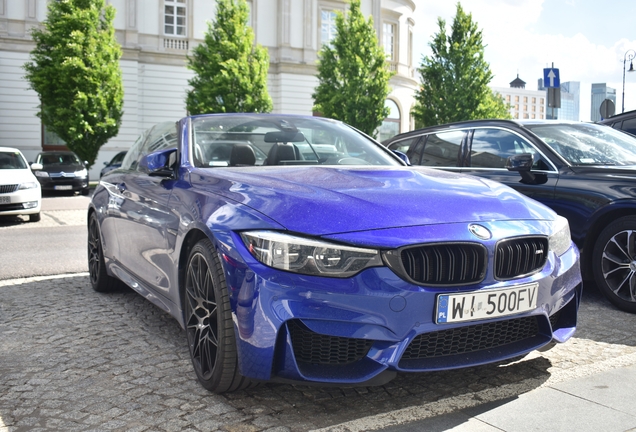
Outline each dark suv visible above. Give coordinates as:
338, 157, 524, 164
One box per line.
599, 109, 636, 135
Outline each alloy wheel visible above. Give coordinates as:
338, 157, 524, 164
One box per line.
601, 229, 636, 303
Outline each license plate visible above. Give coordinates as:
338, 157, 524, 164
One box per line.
436, 283, 538, 324
54, 185, 73, 190
0, 196, 9, 204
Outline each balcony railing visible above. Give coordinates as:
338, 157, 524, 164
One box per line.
163, 38, 189, 50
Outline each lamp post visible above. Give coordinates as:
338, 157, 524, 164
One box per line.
622, 49, 636, 113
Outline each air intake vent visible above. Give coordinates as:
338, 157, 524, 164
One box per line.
397, 243, 487, 286
0, 184, 19, 194
495, 237, 548, 280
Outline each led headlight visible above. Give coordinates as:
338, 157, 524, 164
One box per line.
240, 231, 383, 278
75, 169, 88, 178
18, 182, 39, 190
549, 216, 572, 256
35, 171, 49, 178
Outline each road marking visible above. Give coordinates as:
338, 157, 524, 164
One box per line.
0, 272, 89, 287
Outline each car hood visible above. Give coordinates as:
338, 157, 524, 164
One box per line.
193, 166, 554, 235
40, 164, 84, 173
0, 168, 38, 185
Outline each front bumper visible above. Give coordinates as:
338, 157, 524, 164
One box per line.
215, 221, 582, 386
0, 187, 41, 216
37, 176, 88, 192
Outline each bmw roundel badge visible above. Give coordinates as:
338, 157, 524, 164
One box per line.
468, 224, 492, 240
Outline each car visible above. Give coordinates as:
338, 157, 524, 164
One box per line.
599, 109, 636, 135
33, 150, 90, 195
384, 119, 636, 314
100, 151, 127, 178
0, 147, 42, 222
88, 114, 581, 393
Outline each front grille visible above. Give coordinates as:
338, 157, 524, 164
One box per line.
400, 243, 487, 286
287, 320, 373, 365
400, 316, 539, 362
0, 184, 18, 194
495, 237, 548, 280
0, 203, 27, 211
49, 172, 76, 178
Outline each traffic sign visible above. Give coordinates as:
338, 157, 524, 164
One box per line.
543, 68, 560, 88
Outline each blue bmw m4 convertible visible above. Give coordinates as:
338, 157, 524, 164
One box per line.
88, 114, 582, 393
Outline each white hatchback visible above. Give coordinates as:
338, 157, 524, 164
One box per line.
0, 147, 42, 222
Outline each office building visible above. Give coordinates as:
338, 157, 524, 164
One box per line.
492, 75, 546, 120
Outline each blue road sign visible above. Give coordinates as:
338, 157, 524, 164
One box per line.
543, 68, 560, 88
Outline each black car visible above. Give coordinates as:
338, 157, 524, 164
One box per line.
99, 151, 127, 178
384, 119, 636, 313
599, 109, 636, 135
33, 151, 90, 195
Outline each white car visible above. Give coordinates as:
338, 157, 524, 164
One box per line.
0, 147, 42, 222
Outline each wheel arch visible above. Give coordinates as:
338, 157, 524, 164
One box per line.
177, 228, 212, 325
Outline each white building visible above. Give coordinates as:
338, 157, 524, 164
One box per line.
0, 0, 418, 178
491, 75, 546, 121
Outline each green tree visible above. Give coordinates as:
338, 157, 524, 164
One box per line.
413, 3, 510, 127
312, 0, 393, 137
186, 0, 272, 114
23, 0, 124, 169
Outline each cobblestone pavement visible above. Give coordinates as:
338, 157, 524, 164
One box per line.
1, 275, 635, 432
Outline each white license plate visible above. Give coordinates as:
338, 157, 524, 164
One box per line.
0, 196, 9, 204
54, 185, 73, 190
436, 283, 538, 324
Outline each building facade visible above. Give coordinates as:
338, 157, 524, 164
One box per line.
492, 75, 546, 120
0, 0, 418, 178
591, 83, 617, 122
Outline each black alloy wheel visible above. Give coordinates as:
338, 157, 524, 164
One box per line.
593, 216, 636, 313
184, 238, 253, 393
87, 213, 121, 292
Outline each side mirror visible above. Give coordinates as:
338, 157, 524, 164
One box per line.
392, 150, 411, 166
30, 163, 43, 170
506, 153, 536, 183
139, 148, 177, 178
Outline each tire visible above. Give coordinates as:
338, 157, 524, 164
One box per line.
81, 187, 90, 196
184, 239, 253, 393
592, 215, 636, 313
88, 213, 121, 292
29, 212, 40, 222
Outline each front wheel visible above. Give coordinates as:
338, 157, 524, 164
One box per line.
184, 239, 253, 393
88, 213, 122, 292
592, 216, 636, 313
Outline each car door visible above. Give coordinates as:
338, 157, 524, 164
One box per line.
110, 122, 180, 293
459, 127, 559, 203
388, 130, 466, 171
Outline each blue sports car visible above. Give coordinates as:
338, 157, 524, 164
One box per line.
88, 114, 582, 393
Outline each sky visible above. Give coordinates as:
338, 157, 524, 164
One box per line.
411, 0, 636, 121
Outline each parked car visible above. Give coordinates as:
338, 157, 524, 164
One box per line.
89, 114, 581, 393
33, 151, 90, 195
599, 109, 636, 135
0, 147, 42, 222
384, 119, 636, 313
100, 151, 127, 178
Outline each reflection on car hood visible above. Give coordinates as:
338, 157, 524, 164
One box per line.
0, 168, 38, 185
193, 166, 555, 235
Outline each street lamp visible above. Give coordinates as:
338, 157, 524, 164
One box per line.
622, 49, 636, 113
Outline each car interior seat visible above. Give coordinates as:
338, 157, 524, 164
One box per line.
265, 143, 302, 165
229, 144, 256, 166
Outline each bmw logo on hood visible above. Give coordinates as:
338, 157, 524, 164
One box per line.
468, 224, 492, 240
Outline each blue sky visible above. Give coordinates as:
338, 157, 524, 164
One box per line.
412, 0, 636, 120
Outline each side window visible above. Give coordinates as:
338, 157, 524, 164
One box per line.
120, 131, 148, 170
421, 131, 463, 167
388, 136, 420, 162
621, 118, 636, 135
470, 129, 538, 169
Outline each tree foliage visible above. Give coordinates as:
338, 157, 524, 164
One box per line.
186, 0, 272, 114
23, 0, 124, 169
412, 3, 510, 128
312, 0, 393, 137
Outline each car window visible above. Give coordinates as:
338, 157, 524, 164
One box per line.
111, 152, 126, 165
0, 151, 27, 169
622, 118, 636, 135
470, 128, 538, 169
420, 131, 463, 167
387, 136, 421, 162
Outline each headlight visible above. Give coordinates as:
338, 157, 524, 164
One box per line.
75, 169, 88, 177
35, 171, 49, 178
240, 231, 383, 278
18, 182, 39, 190
549, 216, 571, 256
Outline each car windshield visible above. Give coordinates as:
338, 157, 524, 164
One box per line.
0, 151, 27, 169
191, 115, 401, 167
39, 153, 81, 166
526, 123, 636, 166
